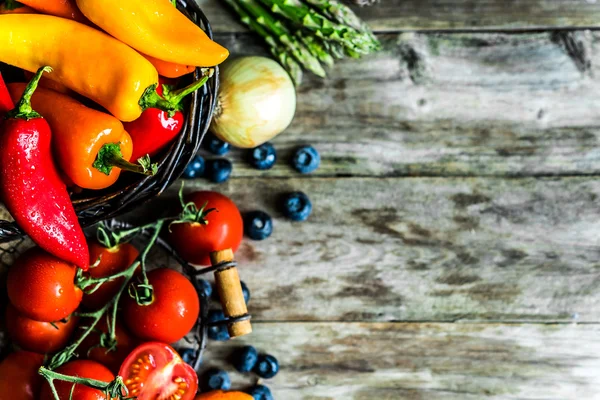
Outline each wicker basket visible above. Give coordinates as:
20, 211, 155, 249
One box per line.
0, 0, 219, 243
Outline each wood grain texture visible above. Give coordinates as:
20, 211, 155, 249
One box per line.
199, 322, 600, 400
130, 177, 600, 323
199, 0, 600, 32
210, 31, 600, 178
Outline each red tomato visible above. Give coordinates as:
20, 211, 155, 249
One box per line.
122, 268, 199, 343
168, 191, 243, 266
0, 351, 45, 400
120, 342, 198, 400
39, 360, 115, 400
82, 241, 139, 310
79, 318, 139, 374
7, 247, 82, 322
5, 303, 79, 354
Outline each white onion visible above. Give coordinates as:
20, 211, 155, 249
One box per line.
210, 56, 296, 149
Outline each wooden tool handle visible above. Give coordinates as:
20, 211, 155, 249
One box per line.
210, 248, 252, 338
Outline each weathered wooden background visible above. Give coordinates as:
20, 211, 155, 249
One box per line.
181, 1, 600, 399
1, 1, 597, 399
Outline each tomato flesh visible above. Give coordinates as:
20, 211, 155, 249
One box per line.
120, 342, 198, 400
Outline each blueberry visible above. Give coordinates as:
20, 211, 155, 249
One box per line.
244, 211, 273, 241
202, 369, 231, 391
248, 385, 274, 400
254, 354, 279, 379
248, 143, 276, 170
281, 192, 312, 222
197, 279, 213, 298
206, 158, 232, 183
180, 348, 196, 366
182, 155, 205, 179
292, 146, 320, 174
205, 134, 231, 155
233, 345, 258, 373
207, 310, 230, 341
241, 281, 251, 304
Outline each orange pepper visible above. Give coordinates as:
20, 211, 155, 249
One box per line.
143, 54, 196, 79
0, 0, 36, 13
0, 14, 160, 122
76, 0, 229, 67
17, 0, 87, 22
24, 70, 71, 95
8, 83, 156, 190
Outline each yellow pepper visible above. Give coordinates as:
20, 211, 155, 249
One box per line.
0, 14, 159, 122
76, 0, 229, 67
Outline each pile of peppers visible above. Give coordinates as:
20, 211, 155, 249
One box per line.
0, 0, 229, 269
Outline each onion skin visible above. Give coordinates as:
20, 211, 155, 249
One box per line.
210, 56, 296, 149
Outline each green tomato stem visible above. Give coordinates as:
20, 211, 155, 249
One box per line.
49, 219, 167, 371
39, 367, 130, 400
42, 187, 196, 396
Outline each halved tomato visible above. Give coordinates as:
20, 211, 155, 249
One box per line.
119, 342, 198, 400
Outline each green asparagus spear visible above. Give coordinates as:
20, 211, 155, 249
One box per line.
296, 30, 335, 67
256, 0, 378, 53
223, 0, 304, 85
237, 0, 327, 77
303, 0, 380, 48
322, 40, 345, 59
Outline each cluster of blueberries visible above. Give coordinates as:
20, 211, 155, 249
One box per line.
201, 346, 278, 400
180, 136, 321, 399
183, 280, 276, 400
184, 135, 319, 240
184, 135, 321, 181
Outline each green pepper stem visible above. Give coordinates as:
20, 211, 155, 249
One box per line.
167, 69, 214, 105
4, 0, 25, 10
7, 66, 52, 120
93, 143, 158, 176
139, 84, 180, 116
139, 68, 213, 116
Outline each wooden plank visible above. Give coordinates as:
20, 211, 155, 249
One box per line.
199, 322, 600, 400
209, 31, 600, 178
131, 176, 600, 323
199, 0, 600, 33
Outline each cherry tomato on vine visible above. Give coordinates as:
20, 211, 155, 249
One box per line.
0, 351, 45, 400
169, 191, 243, 266
7, 247, 82, 322
82, 240, 139, 310
120, 342, 198, 400
39, 360, 115, 400
122, 268, 199, 343
5, 304, 79, 354
79, 318, 139, 374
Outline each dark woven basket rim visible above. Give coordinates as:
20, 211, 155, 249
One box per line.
0, 0, 218, 243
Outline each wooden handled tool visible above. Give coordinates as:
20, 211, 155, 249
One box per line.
210, 248, 252, 338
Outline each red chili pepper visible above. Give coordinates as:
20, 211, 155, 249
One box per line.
124, 70, 212, 161
0, 72, 13, 115
0, 67, 89, 270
